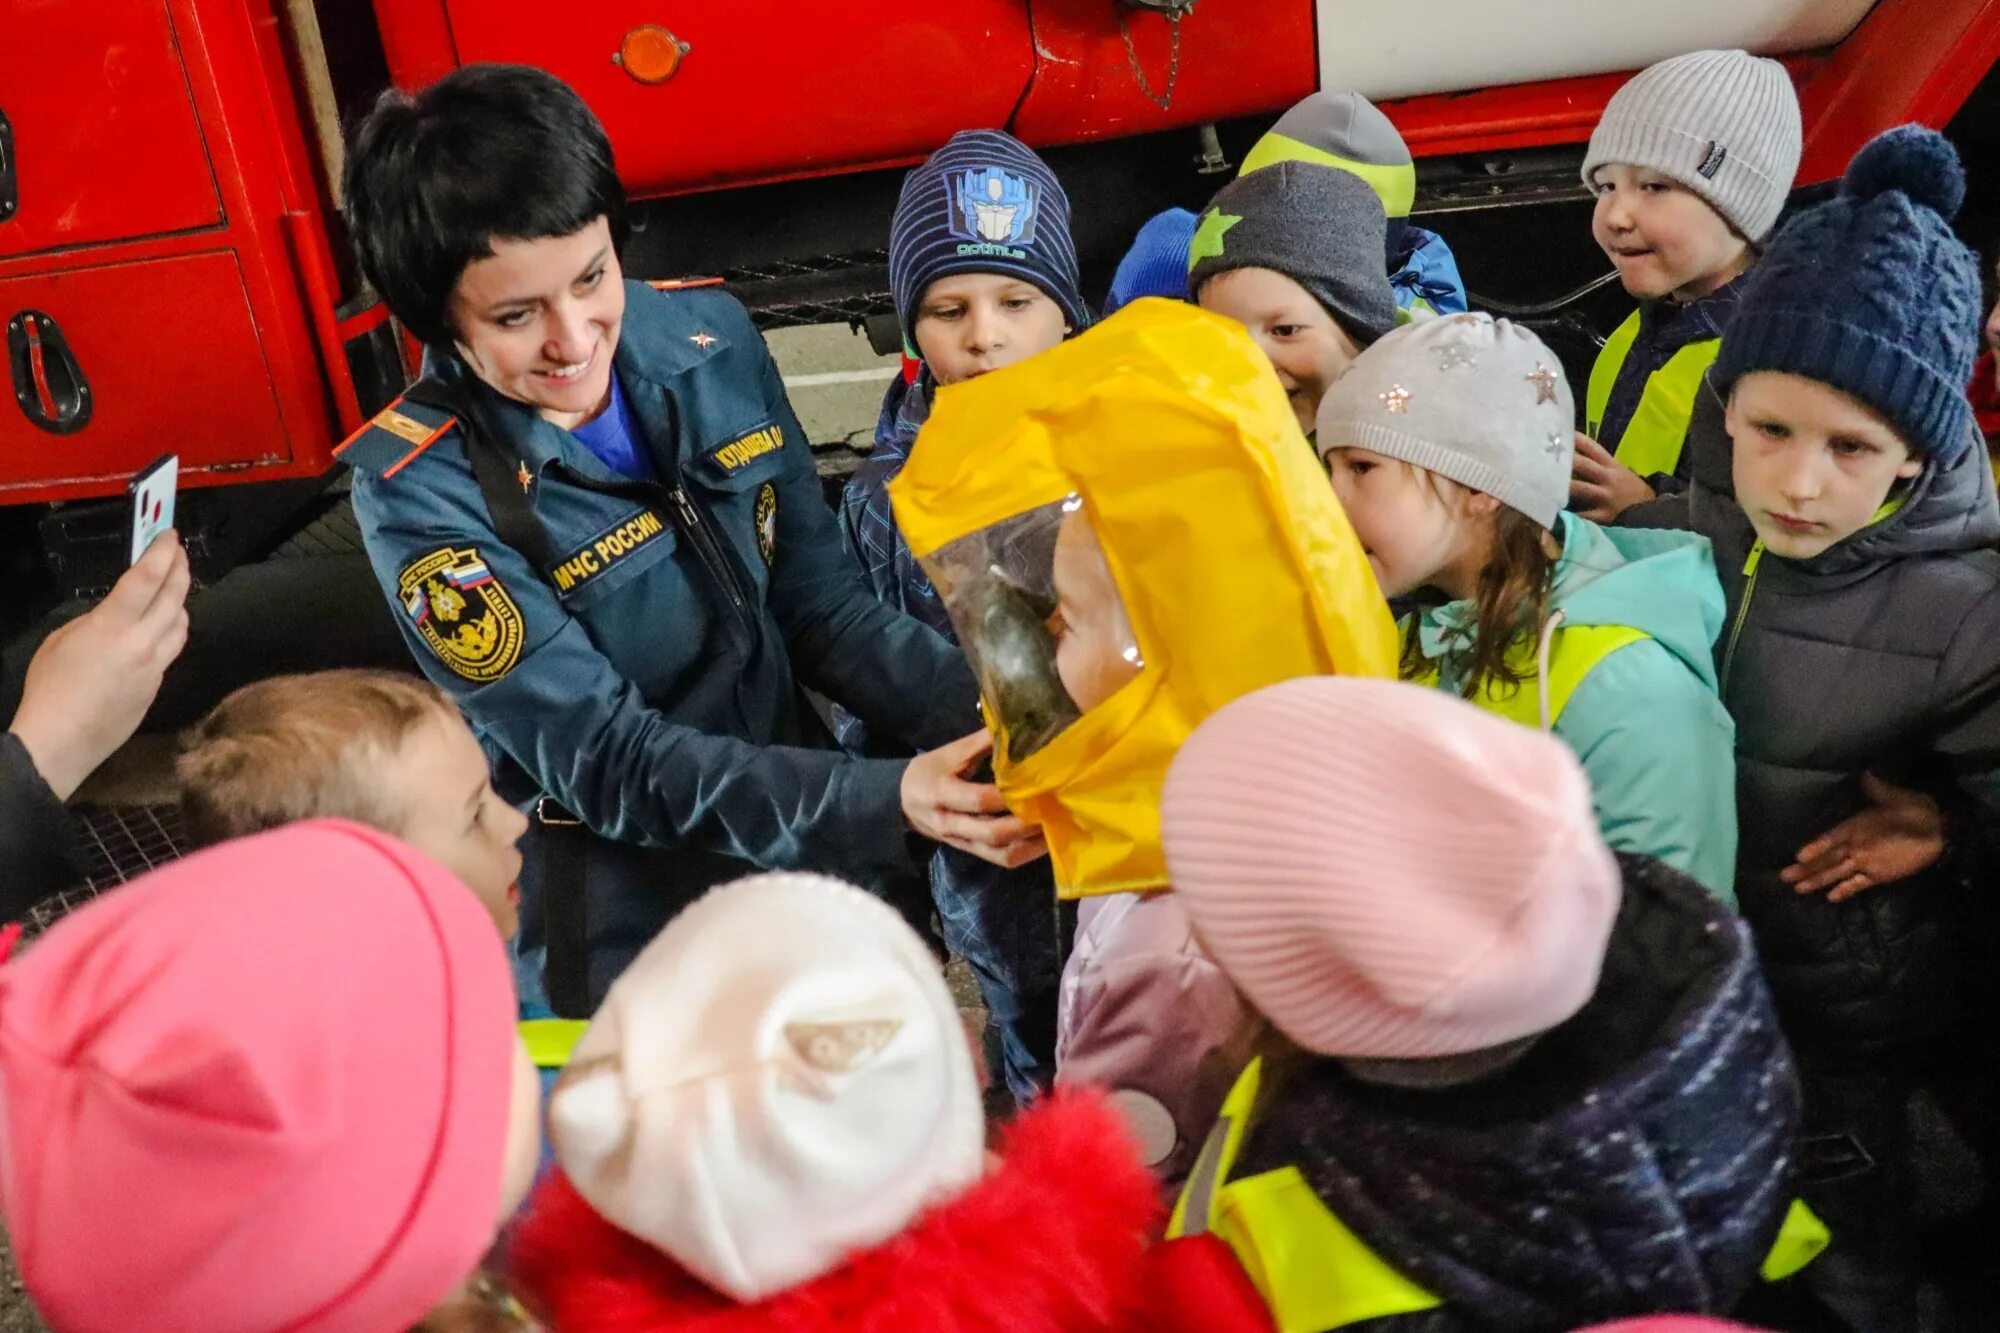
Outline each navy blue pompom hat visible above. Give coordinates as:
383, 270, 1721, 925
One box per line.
1712, 125, 1983, 463
889, 130, 1089, 352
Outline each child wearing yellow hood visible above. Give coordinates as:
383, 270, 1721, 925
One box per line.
890, 298, 1398, 1182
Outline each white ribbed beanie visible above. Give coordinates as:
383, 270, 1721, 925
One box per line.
1583, 49, 1803, 242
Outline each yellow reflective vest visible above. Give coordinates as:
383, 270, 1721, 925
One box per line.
1169, 1059, 1831, 1333
1410, 619, 1650, 733
1586, 310, 1722, 482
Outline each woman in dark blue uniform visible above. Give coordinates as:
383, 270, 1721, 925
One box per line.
338, 66, 1042, 1012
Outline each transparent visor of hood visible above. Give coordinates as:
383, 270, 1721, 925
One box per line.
918, 495, 1145, 764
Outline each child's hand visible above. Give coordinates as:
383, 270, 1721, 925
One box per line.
902, 729, 1049, 869
1570, 433, 1655, 523
1784, 773, 1945, 903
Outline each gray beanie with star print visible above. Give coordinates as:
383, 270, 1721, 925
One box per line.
1315, 313, 1575, 528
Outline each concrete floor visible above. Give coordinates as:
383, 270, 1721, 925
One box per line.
766, 321, 903, 451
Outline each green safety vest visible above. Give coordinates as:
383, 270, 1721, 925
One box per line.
520, 1017, 588, 1070
1411, 620, 1651, 732
1586, 310, 1722, 481
1169, 1059, 1831, 1333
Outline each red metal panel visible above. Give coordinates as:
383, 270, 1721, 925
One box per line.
374, 0, 459, 91
432, 1, 1036, 195
0, 251, 289, 494
0, 0, 223, 258
1796, 0, 2000, 182
1009, 0, 1316, 147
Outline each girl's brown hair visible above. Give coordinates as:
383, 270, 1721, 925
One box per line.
1398, 481, 1560, 703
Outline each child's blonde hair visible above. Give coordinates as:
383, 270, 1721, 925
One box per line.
178, 669, 459, 848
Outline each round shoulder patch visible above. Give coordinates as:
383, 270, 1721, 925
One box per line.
397, 547, 526, 682
755, 482, 779, 566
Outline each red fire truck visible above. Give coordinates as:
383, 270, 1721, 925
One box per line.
3, 0, 1999, 604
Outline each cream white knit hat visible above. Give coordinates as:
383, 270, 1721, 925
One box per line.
547, 873, 986, 1301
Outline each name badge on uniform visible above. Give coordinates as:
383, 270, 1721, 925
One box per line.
549, 509, 670, 595
712, 423, 785, 473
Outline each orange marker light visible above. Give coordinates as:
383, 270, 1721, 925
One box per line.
614, 26, 688, 84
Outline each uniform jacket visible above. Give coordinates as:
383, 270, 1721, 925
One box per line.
1620, 389, 2000, 1061
344, 282, 980, 991
1409, 513, 1738, 900
1231, 855, 1799, 1331
508, 1090, 1174, 1333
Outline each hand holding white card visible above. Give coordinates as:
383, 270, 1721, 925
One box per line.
128, 454, 178, 566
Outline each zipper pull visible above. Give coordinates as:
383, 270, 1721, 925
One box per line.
1743, 540, 1764, 577
670, 486, 700, 527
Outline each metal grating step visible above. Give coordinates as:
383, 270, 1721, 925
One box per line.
20, 803, 189, 940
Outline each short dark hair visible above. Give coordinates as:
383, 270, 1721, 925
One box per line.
343, 64, 630, 345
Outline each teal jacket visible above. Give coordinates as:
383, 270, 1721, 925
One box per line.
1410, 514, 1739, 902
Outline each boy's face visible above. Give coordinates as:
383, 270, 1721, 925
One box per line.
1591, 165, 1749, 303
1197, 266, 1361, 437
913, 273, 1069, 386
1324, 447, 1483, 599
449, 216, 625, 431
390, 710, 530, 939
1727, 371, 1922, 560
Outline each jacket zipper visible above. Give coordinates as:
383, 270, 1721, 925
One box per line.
547, 459, 756, 633
668, 484, 752, 625
1720, 539, 1764, 697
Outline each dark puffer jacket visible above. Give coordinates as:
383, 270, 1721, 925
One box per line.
1237, 855, 1800, 1331
1623, 390, 2000, 1062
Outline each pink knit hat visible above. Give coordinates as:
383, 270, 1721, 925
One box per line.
0, 820, 520, 1333
1161, 677, 1622, 1060
1573, 1321, 1767, 1331
1568, 1312, 1760, 1320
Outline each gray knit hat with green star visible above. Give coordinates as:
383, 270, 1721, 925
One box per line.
1186, 160, 1398, 346
1316, 313, 1576, 528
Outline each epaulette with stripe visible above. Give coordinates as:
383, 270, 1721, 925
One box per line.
334, 396, 459, 479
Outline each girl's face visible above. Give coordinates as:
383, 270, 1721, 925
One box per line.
1197, 266, 1361, 436
1324, 447, 1490, 599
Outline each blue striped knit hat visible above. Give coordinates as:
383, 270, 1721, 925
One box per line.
1713, 126, 1982, 464
889, 130, 1087, 350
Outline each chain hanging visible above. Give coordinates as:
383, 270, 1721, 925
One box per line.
1119, 5, 1186, 112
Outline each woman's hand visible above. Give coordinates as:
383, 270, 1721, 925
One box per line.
9, 532, 192, 800
1570, 432, 1655, 523
1783, 773, 1945, 904
902, 729, 1048, 869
